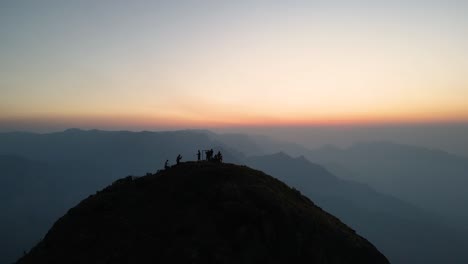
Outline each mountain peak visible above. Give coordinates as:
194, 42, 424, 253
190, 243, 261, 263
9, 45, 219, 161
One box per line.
63, 128, 84, 133
269, 151, 291, 159
17, 162, 388, 264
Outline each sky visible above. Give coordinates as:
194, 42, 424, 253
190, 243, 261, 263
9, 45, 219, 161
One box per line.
1, 0, 468, 131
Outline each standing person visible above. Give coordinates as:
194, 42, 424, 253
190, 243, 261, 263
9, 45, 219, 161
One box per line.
164, 159, 169, 169
176, 154, 182, 165
197, 150, 201, 161
209, 149, 214, 161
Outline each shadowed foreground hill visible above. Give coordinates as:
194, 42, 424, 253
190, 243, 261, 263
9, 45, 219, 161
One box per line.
17, 162, 388, 264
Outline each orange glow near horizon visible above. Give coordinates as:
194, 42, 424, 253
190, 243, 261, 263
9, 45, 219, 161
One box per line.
2, 109, 468, 132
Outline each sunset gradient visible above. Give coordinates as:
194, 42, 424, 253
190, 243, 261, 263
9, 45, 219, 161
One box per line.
1, 1, 468, 131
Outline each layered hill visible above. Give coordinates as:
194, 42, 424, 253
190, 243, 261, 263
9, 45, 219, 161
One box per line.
306, 141, 468, 227
16, 162, 388, 264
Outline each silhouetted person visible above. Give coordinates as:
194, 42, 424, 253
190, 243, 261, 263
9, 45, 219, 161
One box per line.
164, 159, 169, 169
176, 154, 182, 165
206, 149, 213, 161
197, 150, 201, 161
212, 151, 223, 163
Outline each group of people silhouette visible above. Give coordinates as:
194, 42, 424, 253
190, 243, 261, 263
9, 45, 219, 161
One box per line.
202, 149, 223, 163
164, 149, 223, 169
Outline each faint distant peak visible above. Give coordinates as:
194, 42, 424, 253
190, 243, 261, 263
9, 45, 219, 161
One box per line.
317, 144, 342, 152
63, 128, 84, 133
255, 152, 323, 168
352, 141, 396, 148
349, 141, 435, 153
268, 151, 292, 159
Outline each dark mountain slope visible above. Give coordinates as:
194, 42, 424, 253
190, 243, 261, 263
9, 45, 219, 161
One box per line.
246, 153, 468, 264
16, 162, 388, 264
